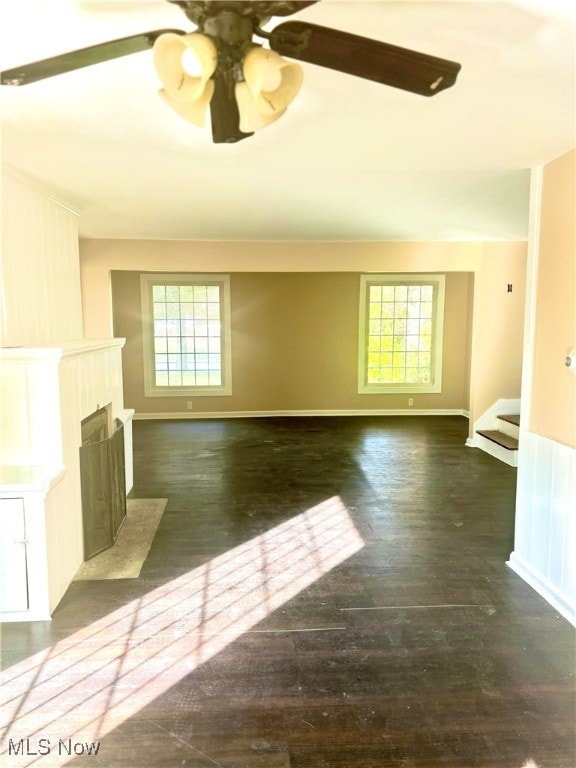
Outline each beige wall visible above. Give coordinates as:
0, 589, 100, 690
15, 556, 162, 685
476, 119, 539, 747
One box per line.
81, 238, 528, 420
467, 242, 527, 433
530, 150, 576, 447
111, 270, 472, 415
80, 239, 483, 338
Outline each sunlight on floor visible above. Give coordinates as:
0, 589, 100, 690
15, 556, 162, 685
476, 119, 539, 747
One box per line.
0, 496, 363, 767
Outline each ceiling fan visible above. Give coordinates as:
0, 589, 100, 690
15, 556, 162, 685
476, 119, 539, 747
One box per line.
0, 1, 462, 144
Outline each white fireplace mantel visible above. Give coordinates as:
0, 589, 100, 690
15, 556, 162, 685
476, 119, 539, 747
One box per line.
0, 338, 133, 621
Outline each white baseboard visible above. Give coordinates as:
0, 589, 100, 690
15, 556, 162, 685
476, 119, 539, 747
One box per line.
134, 409, 469, 421
507, 552, 576, 627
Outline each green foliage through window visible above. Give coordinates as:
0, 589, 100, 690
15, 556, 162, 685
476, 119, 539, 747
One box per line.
359, 275, 445, 394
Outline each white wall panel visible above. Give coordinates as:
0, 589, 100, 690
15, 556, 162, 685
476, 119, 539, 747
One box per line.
509, 429, 576, 625
1, 170, 83, 346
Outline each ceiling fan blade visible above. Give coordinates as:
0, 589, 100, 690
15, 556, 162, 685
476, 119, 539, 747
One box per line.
209, 70, 253, 144
269, 21, 461, 97
0, 29, 186, 86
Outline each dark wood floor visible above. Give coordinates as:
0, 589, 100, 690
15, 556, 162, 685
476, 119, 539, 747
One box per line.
1, 416, 574, 767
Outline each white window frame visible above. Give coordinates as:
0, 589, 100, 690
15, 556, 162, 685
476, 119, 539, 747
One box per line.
358, 273, 445, 394
140, 273, 232, 398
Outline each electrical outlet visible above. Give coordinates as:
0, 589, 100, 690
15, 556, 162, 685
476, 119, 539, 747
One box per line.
408, 398, 414, 406
187, 401, 193, 410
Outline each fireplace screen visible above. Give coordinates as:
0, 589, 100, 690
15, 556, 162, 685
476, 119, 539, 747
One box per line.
80, 408, 127, 560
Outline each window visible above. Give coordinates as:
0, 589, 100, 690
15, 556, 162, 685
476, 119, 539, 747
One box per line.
358, 274, 445, 394
140, 274, 232, 397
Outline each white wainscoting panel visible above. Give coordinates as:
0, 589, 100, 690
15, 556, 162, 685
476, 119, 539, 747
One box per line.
509, 429, 576, 625
1, 170, 83, 346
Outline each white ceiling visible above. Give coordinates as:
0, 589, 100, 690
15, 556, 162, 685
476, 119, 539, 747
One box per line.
1, 0, 574, 241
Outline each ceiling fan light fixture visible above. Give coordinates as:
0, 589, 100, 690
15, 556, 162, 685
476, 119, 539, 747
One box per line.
153, 32, 217, 102
235, 46, 303, 132
235, 81, 287, 132
158, 80, 215, 127
242, 46, 303, 116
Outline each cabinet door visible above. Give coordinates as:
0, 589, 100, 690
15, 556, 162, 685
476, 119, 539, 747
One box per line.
0, 498, 29, 612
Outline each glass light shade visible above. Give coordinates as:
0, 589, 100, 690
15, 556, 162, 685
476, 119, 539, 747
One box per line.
236, 47, 303, 132
153, 33, 217, 103
235, 82, 286, 132
158, 81, 215, 127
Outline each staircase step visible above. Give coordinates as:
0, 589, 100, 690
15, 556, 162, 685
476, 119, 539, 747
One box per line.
497, 414, 520, 427
477, 430, 519, 450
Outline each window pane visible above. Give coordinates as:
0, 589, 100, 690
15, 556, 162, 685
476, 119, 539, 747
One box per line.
153, 303, 166, 320
419, 352, 431, 368
154, 320, 167, 337
393, 352, 406, 368
180, 286, 195, 302
166, 302, 180, 319
395, 285, 408, 301
181, 302, 194, 319
421, 286, 433, 301
380, 352, 392, 367
406, 335, 420, 351
168, 354, 181, 371
381, 286, 394, 302
194, 303, 208, 320
370, 286, 382, 302
406, 352, 419, 367
166, 286, 179, 302
152, 286, 166, 301
167, 320, 180, 336
421, 302, 433, 318
207, 302, 220, 320
182, 371, 196, 386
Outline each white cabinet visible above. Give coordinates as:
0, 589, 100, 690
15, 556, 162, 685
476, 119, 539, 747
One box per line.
0, 498, 29, 613
0, 466, 66, 622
